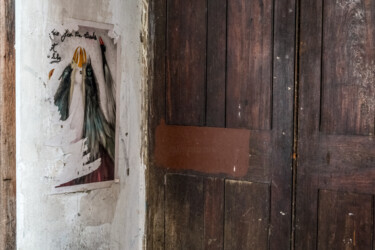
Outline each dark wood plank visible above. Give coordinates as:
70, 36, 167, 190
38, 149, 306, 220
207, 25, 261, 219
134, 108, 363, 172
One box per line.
269, 0, 295, 248
165, 174, 204, 250
146, 167, 165, 250
146, 0, 167, 249
166, 0, 206, 126
224, 180, 270, 250
226, 0, 273, 130
321, 0, 375, 136
296, 0, 324, 248
204, 178, 224, 250
206, 0, 226, 127
0, 0, 16, 248
317, 190, 373, 250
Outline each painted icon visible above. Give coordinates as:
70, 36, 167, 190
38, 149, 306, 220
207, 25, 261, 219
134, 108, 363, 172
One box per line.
54, 37, 116, 186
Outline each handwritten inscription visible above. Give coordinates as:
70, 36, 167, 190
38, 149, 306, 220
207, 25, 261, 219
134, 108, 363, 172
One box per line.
47, 29, 98, 64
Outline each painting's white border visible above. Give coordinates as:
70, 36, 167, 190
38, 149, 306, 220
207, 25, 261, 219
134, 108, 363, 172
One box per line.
50, 18, 122, 195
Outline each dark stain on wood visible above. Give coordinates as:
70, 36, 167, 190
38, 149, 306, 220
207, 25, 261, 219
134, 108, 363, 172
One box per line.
154, 120, 250, 177
0, 0, 16, 248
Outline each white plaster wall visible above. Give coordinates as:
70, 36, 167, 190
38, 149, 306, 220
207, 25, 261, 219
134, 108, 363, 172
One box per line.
16, 0, 146, 249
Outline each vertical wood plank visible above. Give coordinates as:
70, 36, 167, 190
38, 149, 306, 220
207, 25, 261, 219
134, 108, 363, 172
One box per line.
165, 174, 204, 250
166, 0, 206, 126
204, 178, 224, 250
147, 0, 167, 249
224, 180, 270, 250
0, 0, 16, 249
206, 0, 226, 127
321, 0, 375, 135
226, 0, 273, 130
270, 0, 295, 249
296, 0, 323, 248
317, 190, 373, 250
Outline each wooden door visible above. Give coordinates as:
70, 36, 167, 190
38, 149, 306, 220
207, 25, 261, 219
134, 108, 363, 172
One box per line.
147, 0, 295, 249
296, 0, 375, 249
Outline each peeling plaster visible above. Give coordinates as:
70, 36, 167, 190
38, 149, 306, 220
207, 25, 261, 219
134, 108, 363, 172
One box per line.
16, 0, 146, 249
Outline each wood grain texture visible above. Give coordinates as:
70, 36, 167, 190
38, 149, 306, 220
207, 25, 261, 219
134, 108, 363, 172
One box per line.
166, 0, 206, 126
296, 0, 326, 249
146, 0, 167, 248
269, 0, 295, 248
0, 0, 16, 249
206, 0, 226, 127
226, 0, 273, 130
204, 178, 224, 250
321, 0, 375, 135
165, 174, 204, 250
317, 190, 373, 250
224, 180, 270, 250
297, 0, 375, 249
148, 0, 295, 249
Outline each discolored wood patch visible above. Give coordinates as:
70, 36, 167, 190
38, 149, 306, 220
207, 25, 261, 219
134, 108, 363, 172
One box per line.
154, 120, 250, 177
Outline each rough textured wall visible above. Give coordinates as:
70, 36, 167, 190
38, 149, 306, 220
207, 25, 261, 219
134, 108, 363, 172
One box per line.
16, 0, 146, 249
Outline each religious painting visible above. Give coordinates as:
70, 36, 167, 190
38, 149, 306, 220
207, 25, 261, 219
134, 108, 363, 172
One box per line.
47, 22, 119, 187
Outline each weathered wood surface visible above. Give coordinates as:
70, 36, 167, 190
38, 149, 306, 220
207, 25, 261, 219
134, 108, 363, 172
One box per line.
146, 0, 167, 249
317, 190, 373, 250
166, 0, 206, 126
224, 180, 270, 250
165, 174, 204, 250
204, 178, 224, 250
0, 0, 16, 249
226, 0, 272, 130
269, 1, 295, 248
321, 0, 375, 135
148, 0, 295, 249
206, 0, 226, 127
297, 0, 375, 249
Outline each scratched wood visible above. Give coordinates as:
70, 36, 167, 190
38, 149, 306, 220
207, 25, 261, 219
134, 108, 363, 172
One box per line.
166, 0, 206, 126
165, 174, 204, 250
0, 0, 16, 249
321, 0, 375, 135
224, 180, 270, 250
226, 0, 273, 130
317, 190, 373, 250
296, 0, 375, 249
